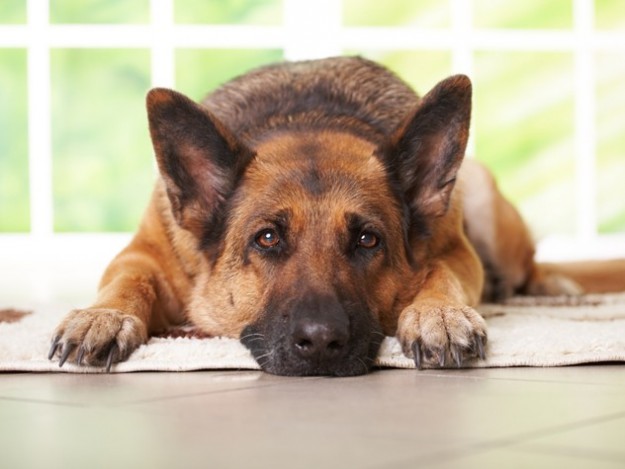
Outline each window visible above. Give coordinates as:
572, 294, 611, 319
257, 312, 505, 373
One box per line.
1, 0, 624, 302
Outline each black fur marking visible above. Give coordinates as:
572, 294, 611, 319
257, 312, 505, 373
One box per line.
203, 57, 420, 147
299, 164, 325, 196
241, 289, 382, 377
481, 259, 509, 302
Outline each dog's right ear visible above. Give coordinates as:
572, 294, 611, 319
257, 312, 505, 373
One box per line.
146, 88, 253, 241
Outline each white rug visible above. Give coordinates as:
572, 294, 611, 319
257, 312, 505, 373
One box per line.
2, 293, 625, 373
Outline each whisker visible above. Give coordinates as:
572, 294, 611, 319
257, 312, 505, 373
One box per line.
256, 352, 275, 368
242, 337, 265, 344
254, 351, 274, 362
240, 333, 265, 340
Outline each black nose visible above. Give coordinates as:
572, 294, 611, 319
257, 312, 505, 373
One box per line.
291, 317, 349, 361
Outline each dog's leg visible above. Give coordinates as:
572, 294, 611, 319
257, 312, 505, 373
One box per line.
460, 159, 582, 301
50, 87, 254, 370
49, 199, 186, 371
397, 232, 488, 369
49, 255, 163, 370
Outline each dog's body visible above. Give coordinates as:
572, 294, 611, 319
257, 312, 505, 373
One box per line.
49, 56, 625, 376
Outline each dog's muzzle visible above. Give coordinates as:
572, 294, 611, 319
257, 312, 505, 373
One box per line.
240, 292, 382, 376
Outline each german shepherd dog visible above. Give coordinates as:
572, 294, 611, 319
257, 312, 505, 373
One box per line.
49, 57, 625, 376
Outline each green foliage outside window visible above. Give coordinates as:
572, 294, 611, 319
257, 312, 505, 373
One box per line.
50, 0, 150, 24
0, 49, 29, 231
175, 0, 282, 25
0, 0, 25, 23
51, 49, 153, 232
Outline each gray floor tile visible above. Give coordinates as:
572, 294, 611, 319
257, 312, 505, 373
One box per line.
433, 364, 625, 386
124, 368, 625, 467
1, 366, 624, 469
514, 415, 625, 462
0, 371, 274, 406
0, 399, 190, 469
429, 445, 624, 469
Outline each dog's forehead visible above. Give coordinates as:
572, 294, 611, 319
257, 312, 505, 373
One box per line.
230, 130, 396, 229
250, 131, 385, 189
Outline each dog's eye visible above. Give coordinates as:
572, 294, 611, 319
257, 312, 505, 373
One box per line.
357, 231, 380, 249
255, 229, 280, 249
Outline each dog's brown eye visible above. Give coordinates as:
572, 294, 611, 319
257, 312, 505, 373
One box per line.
358, 231, 379, 249
256, 229, 280, 249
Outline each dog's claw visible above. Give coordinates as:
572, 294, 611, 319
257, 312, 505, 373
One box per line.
438, 348, 446, 368
105, 343, 118, 373
412, 342, 422, 369
451, 345, 463, 368
59, 343, 76, 368
76, 346, 86, 366
48, 335, 61, 360
475, 334, 486, 360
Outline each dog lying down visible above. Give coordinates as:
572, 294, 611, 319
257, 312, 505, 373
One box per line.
48, 56, 625, 376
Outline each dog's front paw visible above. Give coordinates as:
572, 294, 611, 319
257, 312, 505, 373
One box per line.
397, 303, 487, 369
49, 308, 148, 372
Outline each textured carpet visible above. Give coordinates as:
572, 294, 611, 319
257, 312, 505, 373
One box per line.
1, 293, 625, 373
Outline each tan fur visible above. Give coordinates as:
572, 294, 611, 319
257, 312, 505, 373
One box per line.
187, 131, 414, 337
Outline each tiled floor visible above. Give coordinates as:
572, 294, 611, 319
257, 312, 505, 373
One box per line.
1, 366, 624, 469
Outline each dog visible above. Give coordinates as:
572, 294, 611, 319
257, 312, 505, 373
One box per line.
48, 56, 625, 376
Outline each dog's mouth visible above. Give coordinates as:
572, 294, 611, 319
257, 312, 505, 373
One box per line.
240, 306, 383, 377
240, 326, 383, 377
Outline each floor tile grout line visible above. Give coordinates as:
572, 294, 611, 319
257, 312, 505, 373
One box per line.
0, 376, 325, 408
379, 410, 625, 467
519, 442, 625, 464
417, 370, 625, 387
112, 376, 325, 407
461, 410, 625, 461
0, 395, 89, 408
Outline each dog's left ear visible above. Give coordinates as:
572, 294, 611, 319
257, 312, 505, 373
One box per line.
385, 75, 471, 220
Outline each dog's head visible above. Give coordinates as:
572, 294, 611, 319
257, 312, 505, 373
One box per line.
146, 74, 471, 376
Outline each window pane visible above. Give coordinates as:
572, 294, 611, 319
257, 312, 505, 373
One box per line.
595, 0, 625, 30
175, 0, 282, 25
596, 52, 625, 233
473, 0, 573, 29
343, 0, 449, 27
0, 0, 26, 23
350, 50, 451, 96
50, 0, 149, 24
51, 49, 153, 232
0, 49, 29, 232
474, 52, 575, 238
175, 49, 283, 101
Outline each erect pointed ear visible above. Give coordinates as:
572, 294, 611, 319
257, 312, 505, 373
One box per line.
384, 75, 472, 223
146, 88, 253, 241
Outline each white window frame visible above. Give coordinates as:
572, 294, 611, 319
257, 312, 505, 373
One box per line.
1, 0, 624, 303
